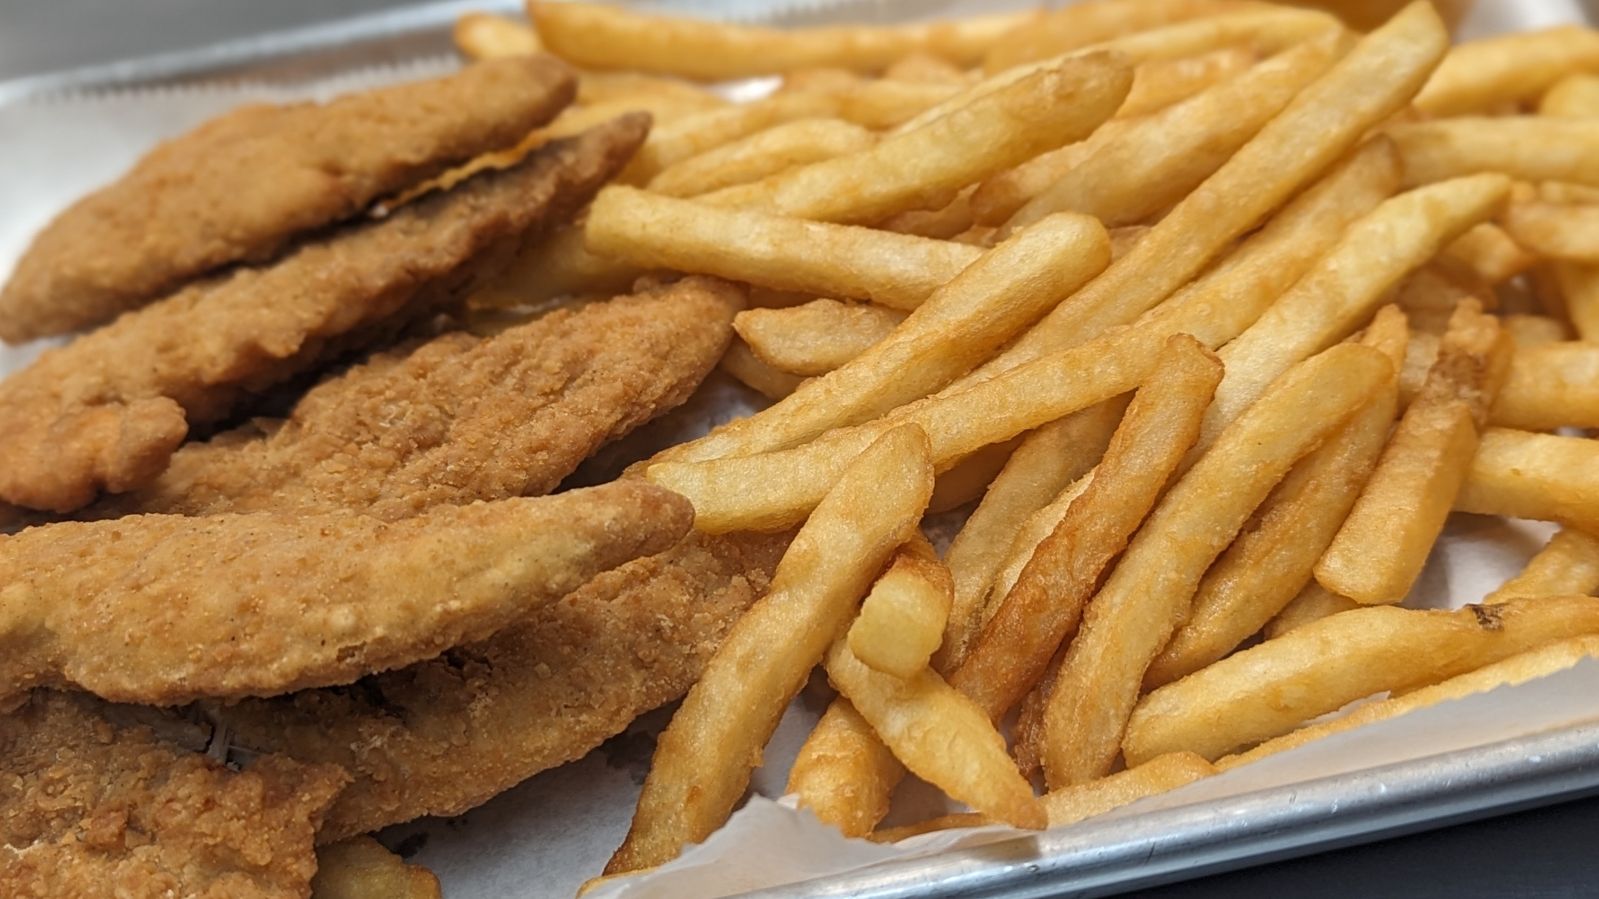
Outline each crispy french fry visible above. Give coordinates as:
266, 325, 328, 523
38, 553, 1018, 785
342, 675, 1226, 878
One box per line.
576, 72, 728, 110
585, 188, 982, 310
648, 118, 875, 198
1042, 343, 1393, 787
1126, 597, 1599, 764
1457, 429, 1599, 533
658, 213, 1109, 464
1146, 313, 1404, 687
787, 700, 903, 838
470, 225, 635, 310
1486, 528, 1599, 603
987, 474, 1096, 608
736, 300, 907, 377
1551, 263, 1599, 341
1390, 118, 1599, 188
928, 440, 1015, 514
721, 340, 805, 401
1543, 71, 1599, 116
1201, 174, 1509, 451
1219, 635, 1599, 770
881, 189, 977, 241
1442, 223, 1537, 285
1414, 25, 1599, 117
1492, 341, 1599, 431
531, 2, 1033, 79
1502, 202, 1599, 263
453, 12, 540, 60
313, 837, 441, 899
969, 120, 1134, 227
885, 52, 971, 85
848, 535, 954, 679
969, 4, 1447, 382
1264, 582, 1361, 639
950, 339, 1221, 720
982, 0, 1249, 73
1317, 302, 1511, 604
824, 641, 1044, 830
1501, 315, 1571, 346
628, 92, 842, 183
1117, 46, 1257, 118
809, 79, 965, 130
607, 425, 932, 874
1004, 35, 1344, 234
1393, 262, 1491, 335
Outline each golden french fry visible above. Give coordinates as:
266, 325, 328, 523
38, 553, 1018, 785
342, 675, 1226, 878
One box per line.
576, 72, 728, 109
807, 79, 965, 130
1117, 46, 1257, 118
847, 535, 954, 679
982, 0, 1248, 73
1390, 118, 1599, 188
648, 118, 876, 198
1442, 223, 1537, 285
987, 475, 1096, 608
629, 92, 843, 183
1486, 528, 1599, 603
1502, 202, 1599, 263
1317, 302, 1511, 604
1393, 262, 1491, 335
969, 120, 1134, 227
607, 425, 932, 874
735, 300, 907, 377
885, 52, 971, 85
586, 187, 981, 310
531, 2, 1032, 79
1004, 35, 1344, 234
1415, 25, 1599, 117
1501, 315, 1571, 346
313, 837, 441, 899
1201, 174, 1509, 451
928, 440, 1016, 514
1543, 71, 1599, 116
824, 640, 1044, 830
1146, 314, 1404, 687
1220, 635, 1599, 770
1457, 429, 1599, 533
1127, 597, 1599, 764
453, 12, 540, 60
787, 700, 903, 838
1264, 582, 1362, 640
1492, 341, 1599, 431
969, 4, 1446, 382
880, 189, 977, 241
950, 339, 1221, 720
658, 213, 1109, 464
471, 226, 637, 309
1551, 263, 1599, 342
721, 340, 805, 401
1042, 343, 1392, 788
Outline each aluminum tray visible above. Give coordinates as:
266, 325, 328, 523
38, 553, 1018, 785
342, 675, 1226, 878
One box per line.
5, 3, 1599, 896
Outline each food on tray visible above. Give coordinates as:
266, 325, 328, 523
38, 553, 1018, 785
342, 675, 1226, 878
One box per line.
10, 0, 1599, 893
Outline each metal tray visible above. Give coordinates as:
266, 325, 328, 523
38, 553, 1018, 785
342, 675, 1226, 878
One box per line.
5, 3, 1599, 896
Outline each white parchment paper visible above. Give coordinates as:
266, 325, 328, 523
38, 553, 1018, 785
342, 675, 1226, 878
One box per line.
0, 2, 1595, 897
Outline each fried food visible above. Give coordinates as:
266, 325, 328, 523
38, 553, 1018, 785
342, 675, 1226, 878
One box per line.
0, 115, 648, 514
0, 483, 692, 706
0, 57, 577, 343
214, 531, 788, 841
94, 278, 739, 520
311, 838, 441, 899
1, 692, 346, 899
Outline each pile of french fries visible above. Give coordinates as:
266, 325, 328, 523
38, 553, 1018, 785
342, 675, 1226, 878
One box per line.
460, 0, 1599, 881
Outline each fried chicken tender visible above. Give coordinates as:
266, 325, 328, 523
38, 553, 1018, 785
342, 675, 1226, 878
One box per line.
94, 277, 742, 521
0, 114, 650, 514
0, 57, 579, 343
215, 531, 789, 841
0, 482, 692, 706
1, 692, 347, 899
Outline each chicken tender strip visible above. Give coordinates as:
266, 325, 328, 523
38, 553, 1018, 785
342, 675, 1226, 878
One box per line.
92, 278, 740, 521
0, 114, 650, 514
1, 692, 347, 899
0, 56, 578, 342
214, 531, 789, 841
0, 482, 692, 706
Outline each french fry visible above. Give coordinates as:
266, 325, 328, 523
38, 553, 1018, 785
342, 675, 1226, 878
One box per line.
1264, 582, 1362, 639
847, 535, 954, 679
1146, 311, 1405, 687
1501, 315, 1571, 346
1492, 341, 1599, 431
628, 92, 843, 183
1392, 263, 1487, 335
969, 119, 1135, 227
1041, 343, 1393, 788
969, 4, 1447, 382
1317, 302, 1511, 605
824, 641, 1044, 830
1390, 118, 1599, 188
1004, 35, 1345, 234
721, 340, 805, 401
1219, 635, 1599, 771
585, 187, 982, 310
1201, 173, 1509, 451
1457, 428, 1599, 534
880, 189, 977, 241
1441, 223, 1537, 285
313, 837, 441, 899
647, 118, 875, 198
1125, 597, 1599, 764
987, 474, 1096, 608
950, 339, 1222, 720
787, 700, 903, 838
1414, 25, 1599, 117
1551, 263, 1599, 341
1117, 46, 1257, 118
1542, 71, 1599, 116
576, 72, 728, 110
453, 12, 540, 60
607, 425, 932, 874
981, 0, 1249, 73
1485, 528, 1599, 603
736, 300, 907, 377
531, 2, 1033, 79
884, 52, 970, 85
812, 79, 965, 130
928, 441, 1016, 514
1502, 202, 1599, 263
657, 213, 1110, 464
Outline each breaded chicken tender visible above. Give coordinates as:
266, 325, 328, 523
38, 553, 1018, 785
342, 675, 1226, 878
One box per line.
0, 482, 692, 706
0, 56, 578, 342
0, 114, 649, 514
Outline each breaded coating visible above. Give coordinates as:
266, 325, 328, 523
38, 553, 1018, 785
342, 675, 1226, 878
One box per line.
0, 114, 650, 514
215, 531, 789, 841
311, 838, 440, 899
1, 692, 347, 899
95, 277, 742, 521
0, 482, 692, 706
0, 56, 578, 342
